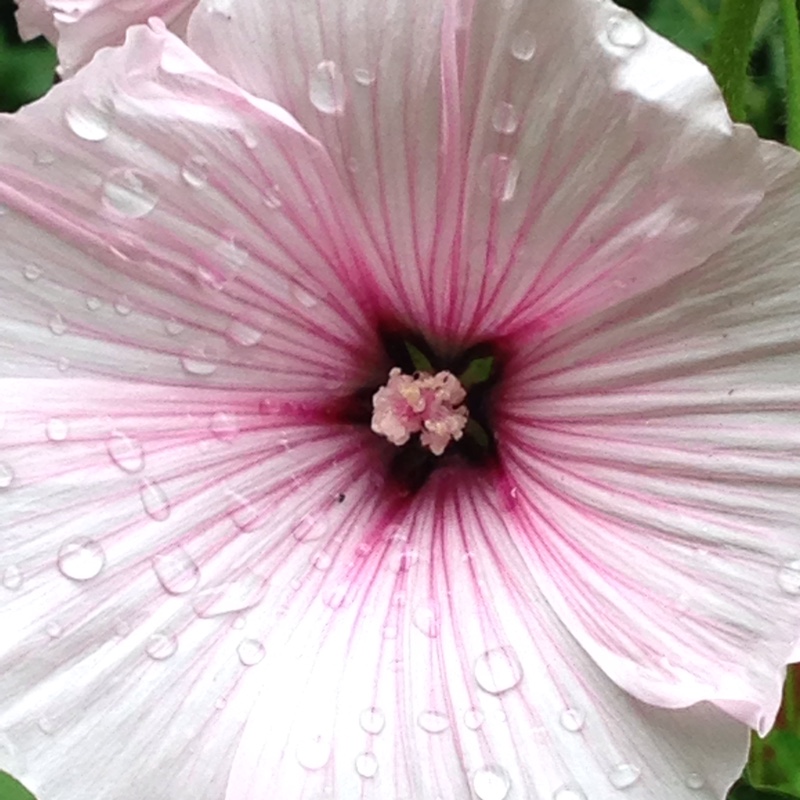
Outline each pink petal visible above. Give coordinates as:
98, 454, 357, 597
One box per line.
225, 473, 750, 799
497, 139, 800, 735
189, 0, 764, 343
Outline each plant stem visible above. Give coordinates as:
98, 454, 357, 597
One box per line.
780, 0, 800, 147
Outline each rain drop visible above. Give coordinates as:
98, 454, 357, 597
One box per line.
510, 29, 536, 61
210, 411, 240, 442
181, 353, 218, 377
553, 786, 587, 800
559, 707, 585, 732
608, 763, 641, 790
296, 734, 331, 770
290, 279, 321, 309
309, 60, 346, 115
686, 773, 705, 791
227, 491, 259, 531
359, 707, 385, 734
473, 766, 511, 800
193, 573, 265, 617
263, 184, 282, 209
605, 13, 646, 49
464, 708, 484, 730
353, 67, 376, 86
226, 319, 263, 347
181, 155, 209, 188
65, 94, 114, 141
355, 752, 378, 779
412, 606, 440, 637
86, 296, 102, 311
57, 538, 105, 581
102, 168, 159, 218
23, 263, 42, 281
140, 479, 171, 521
165, 318, 185, 336
311, 550, 332, 571
418, 710, 449, 734
292, 513, 328, 542
114, 296, 132, 316
45, 417, 69, 441
2, 565, 23, 590
0, 462, 14, 489
34, 150, 55, 166
215, 235, 249, 270
48, 314, 67, 336
474, 647, 523, 694
107, 432, 145, 473
152, 547, 200, 595
57, 357, 70, 372
777, 560, 800, 594
45, 621, 62, 639
492, 101, 519, 134
146, 631, 178, 660
479, 154, 520, 202
237, 638, 266, 666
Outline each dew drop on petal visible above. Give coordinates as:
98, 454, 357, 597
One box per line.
353, 67, 376, 86
473, 766, 511, 800
45, 417, 69, 442
106, 432, 145, 473
479, 154, 520, 202
686, 773, 705, 791
227, 490, 259, 531
152, 546, 200, 595
296, 735, 331, 770
57, 357, 70, 373
290, 279, 321, 309
65, 95, 114, 141
605, 13, 646, 49
57, 538, 105, 581
140, 479, 171, 521
464, 708, 484, 730
48, 314, 67, 336
210, 411, 240, 442
34, 150, 55, 166
510, 29, 536, 61
226, 319, 263, 347
475, 647, 523, 694
553, 786, 587, 800
23, 263, 42, 281
311, 550, 332, 571
608, 763, 641, 790
263, 184, 282, 209
86, 296, 101, 311
491, 101, 519, 135
181, 155, 209, 188
359, 707, 385, 734
102, 169, 159, 218
559, 707, 585, 732
114, 296, 132, 316
165, 318, 185, 336
355, 751, 378, 779
412, 606, 440, 637
777, 560, 800, 594
181, 353, 218, 376
2, 565, 23, 590
418, 710, 449, 734
146, 631, 178, 660
292, 513, 328, 542
45, 621, 62, 639
0, 462, 14, 489
309, 60, 346, 115
237, 638, 266, 666
193, 573, 265, 617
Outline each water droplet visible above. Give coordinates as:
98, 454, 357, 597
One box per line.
153, 546, 199, 594
418, 710, 449, 734
355, 751, 378, 778
86, 296, 101, 311
559, 707, 585, 732
45, 621, 62, 639
23, 263, 42, 281
165, 318, 185, 336
2, 565, 23, 590
210, 411, 240, 442
181, 155, 209, 188
48, 314, 67, 336
777, 560, 800, 594
309, 60, 346, 115
263, 184, 282, 209
57, 357, 70, 372
216, 235, 249, 270
102, 168, 159, 218
57, 538, 105, 581
605, 13, 645, 49
353, 67, 376, 86
492, 101, 519, 134
236, 637, 266, 666
37, 715, 56, 734
226, 319, 263, 347
34, 150, 55, 166
686, 773, 705, 791
388, 548, 419, 573
193, 573, 265, 617
311, 550, 332, 571
412, 606, 440, 637
45, 417, 69, 441
608, 763, 641, 790
290, 279, 321, 309
473, 766, 511, 800
114, 296, 132, 316
292, 513, 328, 542
479, 154, 520, 202
107, 432, 145, 473
227, 490, 259, 531
65, 94, 114, 141
510, 29, 536, 61
0, 462, 14, 489
359, 707, 385, 734
140, 479, 171, 521
296, 734, 331, 770
181, 353, 218, 376
464, 708, 484, 730
146, 631, 178, 660
553, 786, 587, 800
474, 647, 523, 694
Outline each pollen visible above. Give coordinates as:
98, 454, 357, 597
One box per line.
371, 367, 469, 456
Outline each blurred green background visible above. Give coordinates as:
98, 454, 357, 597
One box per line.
0, 0, 798, 799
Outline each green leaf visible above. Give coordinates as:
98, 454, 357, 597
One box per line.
729, 779, 800, 800
404, 341, 434, 373
0, 772, 36, 800
459, 357, 494, 389
464, 418, 490, 449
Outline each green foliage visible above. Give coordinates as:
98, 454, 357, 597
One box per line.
0, 772, 36, 800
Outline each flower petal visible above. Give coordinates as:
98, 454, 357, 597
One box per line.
498, 138, 800, 734
189, 0, 764, 342
225, 473, 749, 799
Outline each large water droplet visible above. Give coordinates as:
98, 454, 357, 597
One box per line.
296, 734, 331, 770
140, 479, 171, 521
510, 29, 536, 61
474, 647, 523, 694
418, 711, 449, 734
0, 462, 14, 489
2, 564, 23, 590
57, 538, 105, 581
473, 766, 511, 800
65, 94, 114, 141
491, 101, 519, 135
181, 155, 209, 188
107, 432, 145, 473
479, 154, 520, 202
309, 60, 346, 115
146, 631, 178, 660
359, 707, 385, 734
608, 763, 641, 790
237, 637, 266, 666
355, 751, 378, 778
777, 560, 800, 594
292, 513, 328, 542
102, 169, 159, 218
153, 546, 199, 594
553, 786, 587, 800
559, 707, 585, 732
605, 13, 646, 49
210, 411, 240, 442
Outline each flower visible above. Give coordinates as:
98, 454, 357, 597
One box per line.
1, 2, 800, 799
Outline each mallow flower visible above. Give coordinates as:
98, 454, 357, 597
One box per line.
2, 1, 800, 799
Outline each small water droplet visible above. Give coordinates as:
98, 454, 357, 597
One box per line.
193, 573, 265, 617
153, 546, 199, 594
2, 565, 23, 590
237, 638, 266, 666
65, 94, 114, 141
227, 490, 259, 531
464, 708, 484, 730
473, 766, 511, 800
23, 263, 42, 281
292, 513, 328, 542
479, 154, 520, 202
57, 357, 70, 372
102, 168, 159, 218
559, 707, 585, 732
216, 235, 249, 270
355, 751, 378, 778
353, 67, 376, 86
146, 631, 178, 660
296, 734, 331, 770
686, 773, 705, 791
181, 155, 209, 188
114, 296, 132, 316
777, 560, 800, 594
388, 548, 419, 573
165, 318, 185, 336
510, 29, 536, 61
492, 101, 519, 134
418, 710, 449, 734
553, 786, 587, 800
359, 707, 385, 734
140, 479, 171, 521
45, 417, 69, 441
34, 150, 55, 166
86, 296, 102, 311
310, 60, 346, 115
605, 13, 646, 49
263, 184, 282, 209
57, 537, 105, 581
48, 314, 67, 336
0, 462, 14, 489
311, 550, 332, 571
107, 432, 145, 473
37, 715, 56, 734
210, 411, 240, 442
290, 279, 321, 309
181, 353, 218, 376
45, 621, 62, 639
412, 606, 440, 637
475, 647, 523, 694
608, 763, 641, 790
